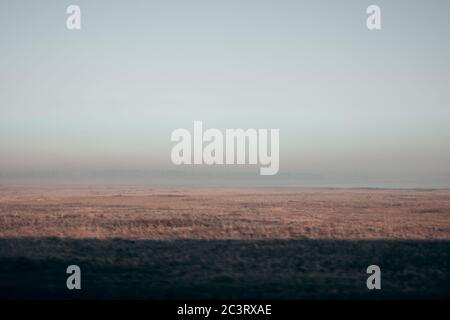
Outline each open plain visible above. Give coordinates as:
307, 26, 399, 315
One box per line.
0, 186, 449, 299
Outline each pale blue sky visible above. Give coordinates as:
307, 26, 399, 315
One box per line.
1, 0, 449, 186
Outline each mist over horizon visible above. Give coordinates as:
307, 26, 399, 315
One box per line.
1, 168, 450, 188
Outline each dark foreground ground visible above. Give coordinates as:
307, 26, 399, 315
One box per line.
0, 238, 449, 299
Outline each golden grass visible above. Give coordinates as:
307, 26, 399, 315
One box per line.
1, 187, 449, 240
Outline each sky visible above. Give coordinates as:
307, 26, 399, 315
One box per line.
1, 0, 450, 187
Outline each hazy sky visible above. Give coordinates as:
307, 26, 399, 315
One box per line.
1, 0, 449, 186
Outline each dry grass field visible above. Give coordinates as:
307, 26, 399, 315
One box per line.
0, 186, 449, 299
